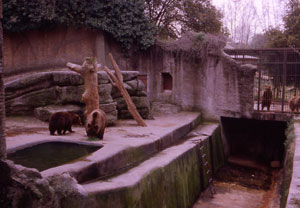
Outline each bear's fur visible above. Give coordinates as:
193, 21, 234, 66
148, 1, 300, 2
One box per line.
85, 109, 107, 140
289, 95, 300, 112
49, 112, 82, 135
261, 85, 272, 111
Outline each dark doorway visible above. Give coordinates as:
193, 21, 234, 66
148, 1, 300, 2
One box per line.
162, 72, 172, 91
221, 117, 287, 166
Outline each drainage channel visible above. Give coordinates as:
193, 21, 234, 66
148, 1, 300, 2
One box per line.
193, 161, 282, 208
192, 116, 293, 208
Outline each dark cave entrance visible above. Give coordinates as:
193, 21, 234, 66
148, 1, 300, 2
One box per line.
220, 117, 287, 167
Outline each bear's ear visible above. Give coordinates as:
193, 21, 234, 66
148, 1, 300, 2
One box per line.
92, 112, 98, 119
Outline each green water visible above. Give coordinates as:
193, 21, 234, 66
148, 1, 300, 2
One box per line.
8, 142, 101, 171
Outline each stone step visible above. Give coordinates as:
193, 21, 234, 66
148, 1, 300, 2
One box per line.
151, 101, 182, 115
82, 123, 224, 208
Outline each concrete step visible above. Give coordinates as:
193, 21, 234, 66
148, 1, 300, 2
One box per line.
82, 123, 224, 208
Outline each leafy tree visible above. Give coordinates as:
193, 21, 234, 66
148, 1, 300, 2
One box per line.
3, 0, 156, 51
181, 0, 222, 34
283, 0, 300, 48
265, 28, 289, 48
144, 0, 222, 39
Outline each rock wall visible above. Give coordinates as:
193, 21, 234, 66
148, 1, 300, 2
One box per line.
3, 26, 141, 76
3, 26, 106, 76
4, 71, 149, 125
4, 27, 257, 120
145, 33, 256, 120
0, 159, 88, 208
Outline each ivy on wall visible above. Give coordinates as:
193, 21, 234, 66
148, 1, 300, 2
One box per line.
3, 0, 156, 51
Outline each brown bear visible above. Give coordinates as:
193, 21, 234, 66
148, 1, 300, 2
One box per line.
49, 112, 82, 135
85, 109, 107, 140
261, 85, 272, 111
289, 95, 299, 112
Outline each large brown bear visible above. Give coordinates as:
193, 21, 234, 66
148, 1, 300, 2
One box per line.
85, 109, 107, 140
49, 112, 82, 135
261, 85, 272, 111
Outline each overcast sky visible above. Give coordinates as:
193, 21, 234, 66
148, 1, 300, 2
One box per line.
211, 0, 286, 42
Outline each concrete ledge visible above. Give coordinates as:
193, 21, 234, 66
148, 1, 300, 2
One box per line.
287, 122, 300, 207
83, 124, 223, 208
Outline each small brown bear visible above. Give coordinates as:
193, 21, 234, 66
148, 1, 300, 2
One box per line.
85, 109, 107, 140
49, 112, 82, 135
289, 95, 298, 112
261, 85, 272, 111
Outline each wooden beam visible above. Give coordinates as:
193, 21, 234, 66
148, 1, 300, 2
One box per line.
104, 53, 147, 127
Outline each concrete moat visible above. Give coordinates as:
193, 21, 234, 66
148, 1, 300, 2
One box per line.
194, 116, 290, 208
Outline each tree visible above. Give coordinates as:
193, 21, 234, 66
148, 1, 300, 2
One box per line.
265, 28, 288, 48
283, 0, 300, 47
181, 0, 222, 34
0, 0, 6, 159
264, 0, 300, 48
249, 33, 267, 48
144, 0, 222, 39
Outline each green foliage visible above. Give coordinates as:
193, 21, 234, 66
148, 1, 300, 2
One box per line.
181, 0, 222, 34
265, 28, 289, 48
3, 0, 54, 32
284, 118, 295, 147
144, 0, 222, 39
3, 0, 156, 51
88, 137, 99, 141
284, 1, 300, 48
265, 0, 300, 48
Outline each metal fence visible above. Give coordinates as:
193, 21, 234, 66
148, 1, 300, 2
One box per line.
224, 48, 300, 113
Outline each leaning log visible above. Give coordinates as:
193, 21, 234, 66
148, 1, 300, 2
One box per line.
104, 53, 147, 127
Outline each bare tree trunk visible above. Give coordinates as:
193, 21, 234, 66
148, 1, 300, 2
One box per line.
0, 0, 6, 159
66, 57, 100, 118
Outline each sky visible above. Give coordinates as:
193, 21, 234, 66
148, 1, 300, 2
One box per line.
211, 0, 286, 43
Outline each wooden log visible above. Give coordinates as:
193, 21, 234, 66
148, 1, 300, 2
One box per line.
104, 54, 147, 127
66, 57, 100, 117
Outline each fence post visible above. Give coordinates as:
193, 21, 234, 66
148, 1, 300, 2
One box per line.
282, 49, 287, 112
257, 50, 262, 111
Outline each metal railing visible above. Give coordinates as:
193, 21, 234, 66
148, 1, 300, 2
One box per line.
224, 48, 300, 113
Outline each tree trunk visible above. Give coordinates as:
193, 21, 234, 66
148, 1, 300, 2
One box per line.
66, 57, 100, 118
0, 0, 6, 159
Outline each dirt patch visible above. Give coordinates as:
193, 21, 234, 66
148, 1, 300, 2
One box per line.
194, 163, 282, 208
214, 164, 272, 190
6, 127, 49, 137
